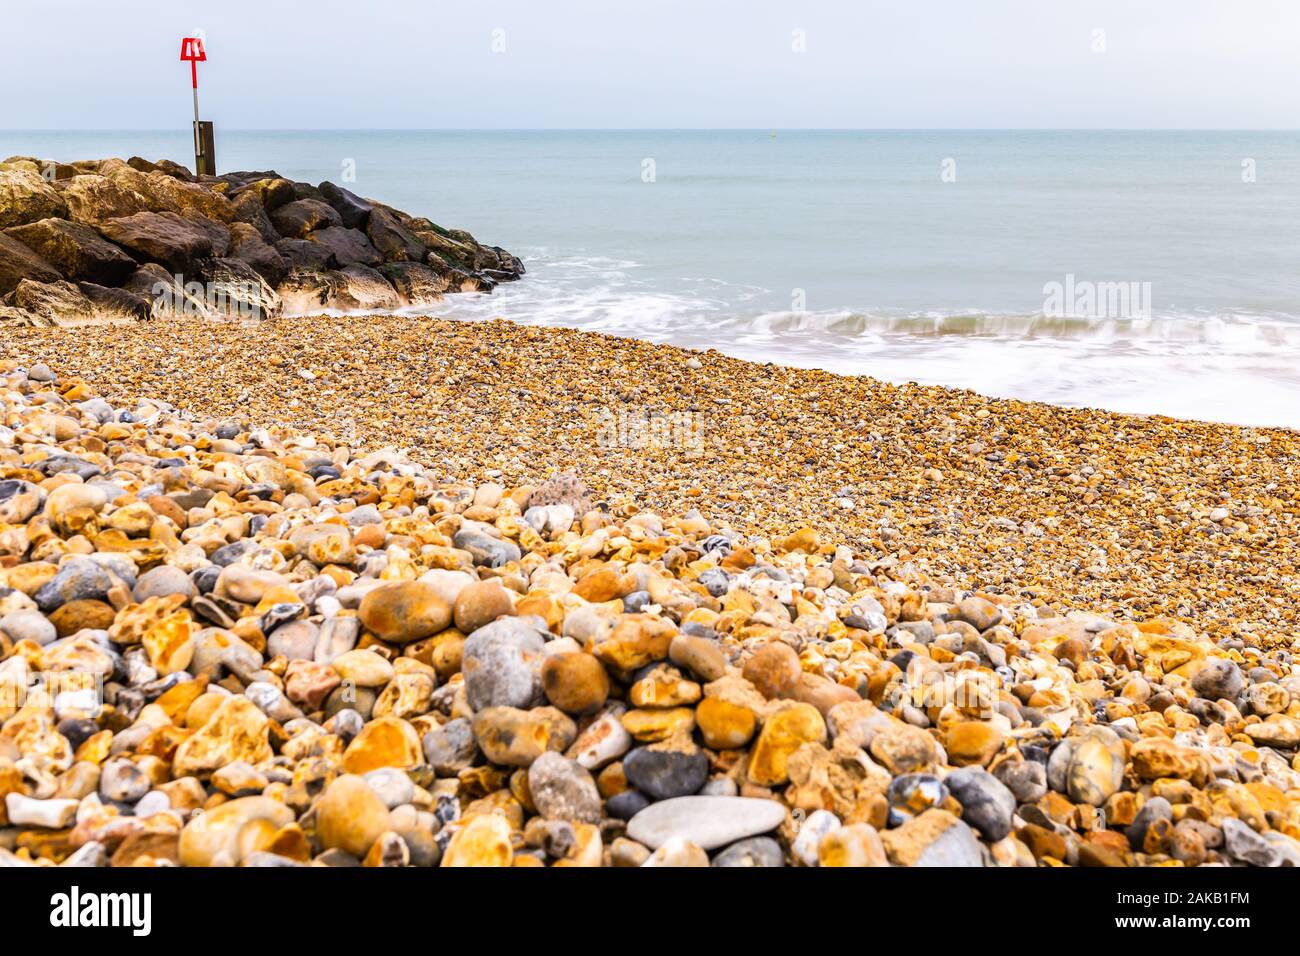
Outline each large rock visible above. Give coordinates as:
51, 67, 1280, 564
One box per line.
123, 263, 213, 318
76, 281, 152, 321
366, 206, 425, 262
98, 210, 228, 273
277, 270, 333, 314
4, 155, 524, 324
276, 266, 400, 314
380, 260, 448, 306
318, 182, 372, 229
129, 156, 195, 182
307, 226, 382, 267
276, 238, 334, 272
5, 217, 137, 285
228, 222, 288, 286
270, 198, 342, 238
427, 251, 495, 293
331, 265, 402, 310
0, 232, 62, 295
230, 177, 297, 211
230, 190, 279, 242
7, 279, 92, 325
148, 172, 235, 221
58, 173, 151, 225
0, 162, 68, 227
102, 164, 235, 223
198, 257, 281, 319
412, 224, 477, 268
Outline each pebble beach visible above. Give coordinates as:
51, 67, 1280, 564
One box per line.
1, 318, 1299, 868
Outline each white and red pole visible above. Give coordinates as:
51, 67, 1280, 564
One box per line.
180, 37, 210, 174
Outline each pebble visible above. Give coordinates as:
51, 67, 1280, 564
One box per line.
453, 579, 515, 633
883, 810, 984, 867
5, 793, 78, 828
315, 775, 392, 858
358, 581, 451, 645
791, 809, 842, 866
712, 836, 785, 867
819, 824, 888, 867
1221, 818, 1280, 867
177, 796, 294, 867
0, 608, 56, 646
472, 706, 575, 767
99, 757, 150, 803
641, 836, 709, 867
943, 721, 1004, 768
0, 357, 1293, 870
541, 652, 610, 715
132, 565, 195, 602
625, 795, 787, 850
1193, 658, 1245, 701
747, 702, 826, 785
944, 767, 1016, 841
422, 718, 479, 775
527, 752, 602, 823
462, 617, 546, 710
623, 744, 709, 800
442, 814, 513, 867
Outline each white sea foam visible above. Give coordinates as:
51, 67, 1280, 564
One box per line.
429, 252, 1300, 430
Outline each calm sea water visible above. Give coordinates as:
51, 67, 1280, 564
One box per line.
6, 130, 1300, 427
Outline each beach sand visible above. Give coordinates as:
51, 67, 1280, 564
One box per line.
4, 313, 1297, 645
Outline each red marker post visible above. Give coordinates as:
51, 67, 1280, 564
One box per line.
180, 37, 216, 176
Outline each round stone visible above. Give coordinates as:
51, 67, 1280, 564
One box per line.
462, 617, 547, 710
316, 775, 392, 857
358, 581, 451, 645
742, 642, 801, 699
623, 743, 709, 800
0, 609, 57, 646
696, 696, 757, 749
177, 796, 294, 867
453, 579, 516, 633
527, 751, 602, 823
712, 836, 785, 867
626, 795, 787, 851
1193, 658, 1245, 701
944, 767, 1016, 841
944, 721, 1004, 768
540, 651, 610, 715
342, 716, 423, 774
132, 565, 196, 602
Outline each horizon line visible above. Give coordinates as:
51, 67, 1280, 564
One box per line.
4, 127, 1300, 134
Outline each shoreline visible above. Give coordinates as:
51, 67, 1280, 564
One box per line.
5, 313, 1298, 644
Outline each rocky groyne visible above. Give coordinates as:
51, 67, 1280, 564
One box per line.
0, 156, 524, 325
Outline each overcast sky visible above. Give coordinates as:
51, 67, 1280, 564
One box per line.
2, 0, 1297, 129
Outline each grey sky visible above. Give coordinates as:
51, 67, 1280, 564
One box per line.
3, 0, 1297, 129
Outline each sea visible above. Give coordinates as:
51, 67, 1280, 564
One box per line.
5, 129, 1299, 428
